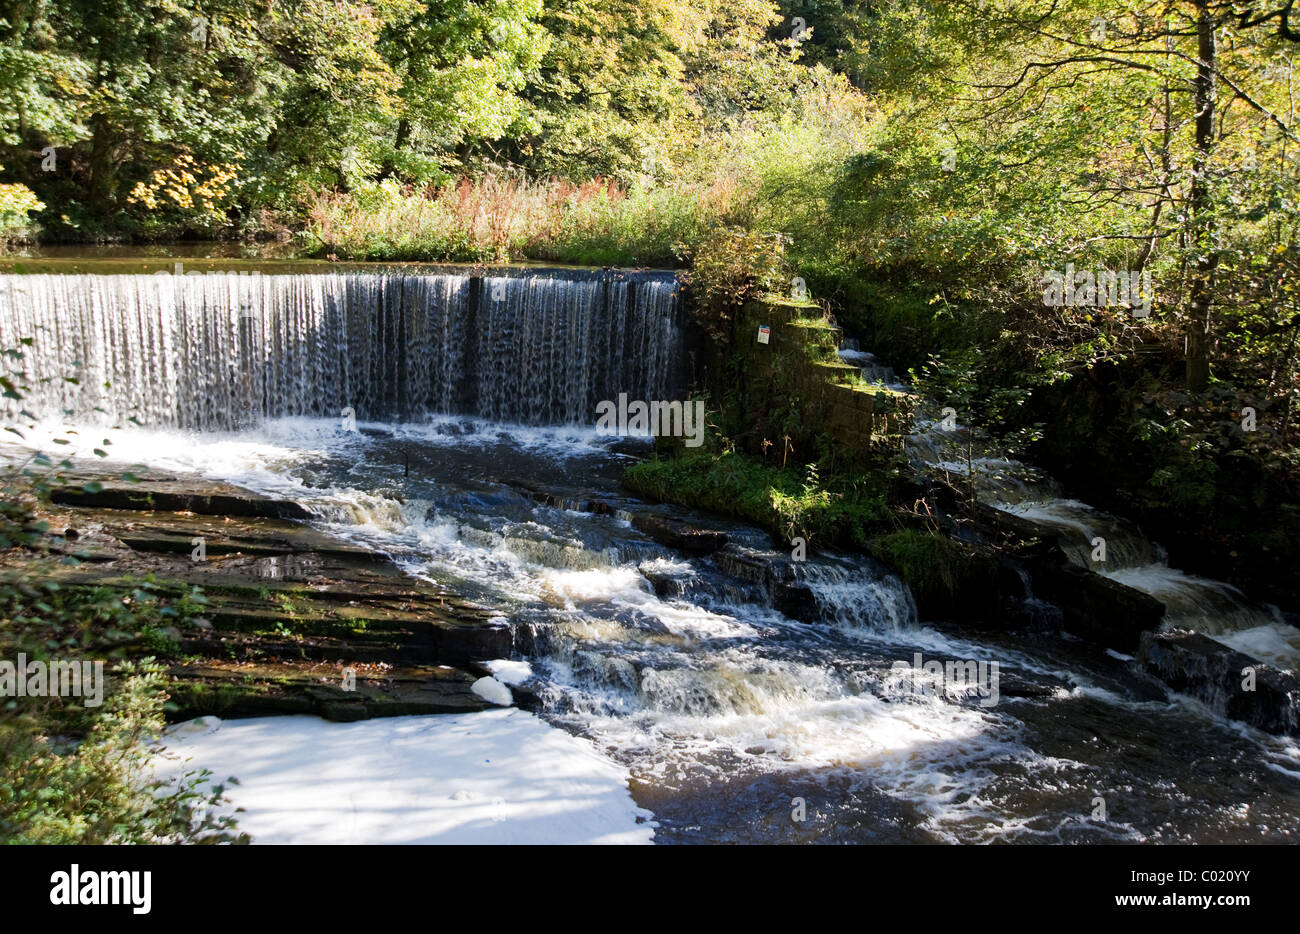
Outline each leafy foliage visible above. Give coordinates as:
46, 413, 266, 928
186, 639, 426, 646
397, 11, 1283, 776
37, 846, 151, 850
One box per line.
624, 428, 888, 548
0, 342, 244, 844
0, 168, 43, 238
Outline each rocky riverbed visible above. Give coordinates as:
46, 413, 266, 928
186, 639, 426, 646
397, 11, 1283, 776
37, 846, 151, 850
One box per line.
2, 419, 1297, 844
2, 468, 513, 721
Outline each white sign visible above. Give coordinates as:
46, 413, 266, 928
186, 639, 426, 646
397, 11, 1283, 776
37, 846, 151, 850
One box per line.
757, 325, 770, 345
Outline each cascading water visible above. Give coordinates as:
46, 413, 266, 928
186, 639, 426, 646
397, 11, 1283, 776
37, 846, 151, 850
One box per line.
0, 270, 683, 429
907, 412, 1300, 672
837, 339, 907, 391
26, 416, 1295, 843
3, 267, 1298, 843
796, 559, 918, 633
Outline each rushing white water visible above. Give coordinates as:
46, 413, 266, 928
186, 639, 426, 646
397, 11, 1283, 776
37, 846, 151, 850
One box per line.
797, 559, 918, 633
4, 415, 1297, 843
3, 267, 1298, 842
837, 341, 908, 391
0, 270, 683, 429
0, 418, 1042, 833
909, 416, 1300, 672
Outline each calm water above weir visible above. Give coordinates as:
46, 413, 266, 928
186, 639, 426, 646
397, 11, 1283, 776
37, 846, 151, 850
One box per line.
1, 265, 1298, 843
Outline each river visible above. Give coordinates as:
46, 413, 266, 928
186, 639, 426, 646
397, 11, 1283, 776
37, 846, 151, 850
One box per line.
1, 266, 1297, 843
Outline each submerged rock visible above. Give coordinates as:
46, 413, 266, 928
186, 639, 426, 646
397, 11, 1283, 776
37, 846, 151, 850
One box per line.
1138, 630, 1299, 735
631, 514, 728, 553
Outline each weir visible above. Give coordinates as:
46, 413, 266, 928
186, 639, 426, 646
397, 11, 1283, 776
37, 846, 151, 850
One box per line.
2, 263, 1297, 843
0, 269, 685, 430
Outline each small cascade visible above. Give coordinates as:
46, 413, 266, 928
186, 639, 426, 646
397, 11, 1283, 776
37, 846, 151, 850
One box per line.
988, 494, 1293, 666
907, 416, 1058, 504
837, 339, 905, 390
1107, 566, 1300, 669
0, 270, 683, 429
838, 350, 894, 384
999, 499, 1157, 570
795, 559, 918, 633
901, 398, 1300, 671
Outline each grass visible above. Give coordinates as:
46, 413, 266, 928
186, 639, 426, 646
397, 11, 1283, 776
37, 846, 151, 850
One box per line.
623, 448, 889, 550
869, 529, 970, 598
302, 174, 741, 266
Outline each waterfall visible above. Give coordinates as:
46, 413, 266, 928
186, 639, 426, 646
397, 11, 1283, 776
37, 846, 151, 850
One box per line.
906, 407, 1299, 669
0, 270, 684, 429
796, 560, 918, 633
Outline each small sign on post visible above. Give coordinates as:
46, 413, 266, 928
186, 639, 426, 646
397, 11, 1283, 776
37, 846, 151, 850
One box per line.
757, 325, 770, 345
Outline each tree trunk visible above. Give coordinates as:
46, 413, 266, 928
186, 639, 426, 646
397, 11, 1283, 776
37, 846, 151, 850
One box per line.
1186, 2, 1218, 392
379, 118, 411, 180
86, 113, 116, 214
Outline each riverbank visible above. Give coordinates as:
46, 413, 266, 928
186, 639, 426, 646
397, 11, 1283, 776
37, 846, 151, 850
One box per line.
0, 457, 656, 843
3, 418, 1298, 843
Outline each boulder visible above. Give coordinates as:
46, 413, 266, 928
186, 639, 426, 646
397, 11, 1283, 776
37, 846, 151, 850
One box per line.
632, 514, 728, 553
1139, 629, 1300, 736
1026, 555, 1165, 651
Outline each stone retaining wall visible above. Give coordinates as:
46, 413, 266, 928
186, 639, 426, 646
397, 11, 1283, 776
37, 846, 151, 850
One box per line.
727, 296, 913, 470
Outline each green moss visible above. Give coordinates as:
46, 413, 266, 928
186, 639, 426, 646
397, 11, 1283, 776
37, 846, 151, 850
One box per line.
868, 529, 984, 606
166, 680, 259, 714
624, 449, 888, 548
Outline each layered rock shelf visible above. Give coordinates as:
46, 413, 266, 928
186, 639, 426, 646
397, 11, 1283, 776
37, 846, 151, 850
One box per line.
1, 471, 514, 720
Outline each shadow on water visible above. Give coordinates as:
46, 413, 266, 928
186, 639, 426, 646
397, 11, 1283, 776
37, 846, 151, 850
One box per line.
84, 417, 1298, 845
1, 260, 1296, 844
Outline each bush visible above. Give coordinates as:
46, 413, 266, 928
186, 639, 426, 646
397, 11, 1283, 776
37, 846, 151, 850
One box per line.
0, 659, 246, 844
681, 225, 789, 345
0, 343, 244, 843
0, 170, 44, 240
624, 444, 888, 549
302, 174, 731, 267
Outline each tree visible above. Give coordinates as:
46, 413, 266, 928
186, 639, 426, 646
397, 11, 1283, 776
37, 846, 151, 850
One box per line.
378, 0, 550, 181
842, 0, 1298, 392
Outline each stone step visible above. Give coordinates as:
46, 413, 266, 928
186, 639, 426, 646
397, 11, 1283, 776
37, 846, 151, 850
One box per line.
166, 660, 495, 721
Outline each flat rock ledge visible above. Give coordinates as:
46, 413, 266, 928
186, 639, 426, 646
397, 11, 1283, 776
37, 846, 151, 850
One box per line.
3, 471, 519, 721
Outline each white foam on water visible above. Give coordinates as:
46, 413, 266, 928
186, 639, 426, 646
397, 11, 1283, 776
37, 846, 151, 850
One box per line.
361, 417, 620, 458
4, 420, 1062, 840
472, 676, 515, 706
551, 658, 1089, 842
150, 710, 654, 844
638, 556, 694, 576
1210, 624, 1300, 674
11, 417, 1289, 843
485, 659, 534, 685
